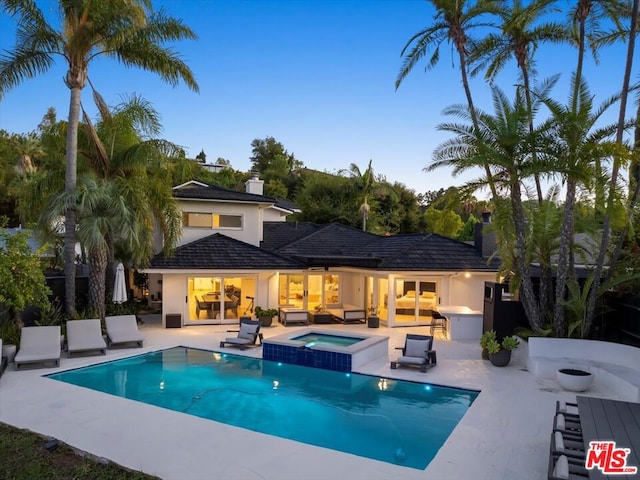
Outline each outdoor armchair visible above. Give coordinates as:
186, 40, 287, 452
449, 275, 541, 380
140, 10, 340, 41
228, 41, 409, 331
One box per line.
219, 318, 263, 350
390, 334, 437, 373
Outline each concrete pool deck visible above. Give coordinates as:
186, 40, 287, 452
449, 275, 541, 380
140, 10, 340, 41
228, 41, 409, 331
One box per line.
0, 319, 628, 480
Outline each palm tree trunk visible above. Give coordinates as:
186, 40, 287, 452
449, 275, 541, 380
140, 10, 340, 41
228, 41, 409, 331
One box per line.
520, 69, 543, 205
457, 48, 498, 200
88, 246, 108, 320
553, 180, 577, 337
511, 181, 542, 331
63, 86, 82, 318
105, 232, 116, 303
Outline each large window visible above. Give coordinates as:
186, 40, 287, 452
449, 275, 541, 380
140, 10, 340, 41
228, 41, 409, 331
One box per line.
183, 212, 242, 229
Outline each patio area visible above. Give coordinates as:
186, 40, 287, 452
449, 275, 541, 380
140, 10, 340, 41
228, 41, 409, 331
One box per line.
0, 318, 627, 480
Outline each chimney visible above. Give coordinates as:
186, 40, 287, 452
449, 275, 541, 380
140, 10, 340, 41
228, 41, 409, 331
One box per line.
474, 210, 497, 258
245, 172, 264, 195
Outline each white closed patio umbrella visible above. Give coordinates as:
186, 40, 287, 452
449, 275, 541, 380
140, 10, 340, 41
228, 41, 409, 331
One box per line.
112, 262, 128, 304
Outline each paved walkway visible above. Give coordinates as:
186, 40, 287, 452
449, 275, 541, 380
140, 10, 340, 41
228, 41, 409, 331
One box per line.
0, 319, 626, 480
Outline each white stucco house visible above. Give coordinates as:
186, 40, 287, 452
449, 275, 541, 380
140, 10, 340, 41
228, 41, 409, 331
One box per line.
141, 176, 499, 330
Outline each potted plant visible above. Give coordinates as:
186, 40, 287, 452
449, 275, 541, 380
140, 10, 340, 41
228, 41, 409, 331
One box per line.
0, 316, 21, 364
486, 335, 520, 367
479, 330, 497, 360
254, 307, 278, 327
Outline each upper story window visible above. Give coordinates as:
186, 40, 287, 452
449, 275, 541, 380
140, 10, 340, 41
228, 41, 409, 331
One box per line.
183, 212, 243, 229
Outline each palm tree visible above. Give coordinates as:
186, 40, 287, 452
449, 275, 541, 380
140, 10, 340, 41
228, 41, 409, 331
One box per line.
340, 160, 375, 231
0, 0, 199, 316
468, 0, 568, 204
10, 133, 43, 175
396, 0, 499, 199
431, 85, 550, 331
540, 76, 622, 336
85, 95, 183, 299
587, 0, 639, 330
40, 175, 137, 319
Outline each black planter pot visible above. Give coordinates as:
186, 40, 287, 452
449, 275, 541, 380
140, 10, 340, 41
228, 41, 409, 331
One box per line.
488, 349, 511, 367
259, 315, 273, 327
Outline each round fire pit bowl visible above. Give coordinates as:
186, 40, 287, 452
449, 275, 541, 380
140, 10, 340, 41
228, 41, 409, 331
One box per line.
556, 368, 594, 392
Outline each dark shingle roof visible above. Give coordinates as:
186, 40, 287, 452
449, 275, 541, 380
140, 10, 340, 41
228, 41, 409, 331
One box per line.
274, 223, 380, 260
150, 233, 304, 269
273, 198, 301, 213
261, 221, 321, 251
173, 180, 275, 204
371, 233, 499, 271
263, 222, 499, 271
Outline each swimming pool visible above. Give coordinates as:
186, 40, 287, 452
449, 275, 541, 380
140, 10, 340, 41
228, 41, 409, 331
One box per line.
47, 347, 478, 469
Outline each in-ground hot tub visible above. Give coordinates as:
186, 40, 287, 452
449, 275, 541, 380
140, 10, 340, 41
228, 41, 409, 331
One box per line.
262, 328, 389, 372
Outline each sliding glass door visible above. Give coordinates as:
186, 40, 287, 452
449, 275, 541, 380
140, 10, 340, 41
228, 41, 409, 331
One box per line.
279, 273, 341, 310
391, 278, 439, 327
187, 276, 256, 324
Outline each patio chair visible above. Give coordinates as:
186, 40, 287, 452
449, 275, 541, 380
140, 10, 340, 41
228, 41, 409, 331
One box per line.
555, 400, 580, 419
550, 431, 586, 461
553, 413, 582, 436
219, 318, 263, 350
548, 454, 589, 480
390, 334, 437, 373
66, 319, 107, 357
105, 315, 144, 348
14, 326, 61, 370
429, 311, 448, 337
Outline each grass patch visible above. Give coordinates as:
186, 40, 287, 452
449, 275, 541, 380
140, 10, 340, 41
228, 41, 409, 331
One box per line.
0, 423, 160, 480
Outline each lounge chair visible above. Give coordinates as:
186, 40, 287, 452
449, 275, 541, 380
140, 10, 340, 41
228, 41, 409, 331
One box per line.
219, 318, 263, 350
66, 319, 107, 357
390, 334, 437, 373
105, 315, 144, 348
14, 326, 61, 369
548, 454, 589, 480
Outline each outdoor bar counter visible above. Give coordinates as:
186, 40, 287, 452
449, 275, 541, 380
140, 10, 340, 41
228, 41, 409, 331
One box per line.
437, 305, 483, 341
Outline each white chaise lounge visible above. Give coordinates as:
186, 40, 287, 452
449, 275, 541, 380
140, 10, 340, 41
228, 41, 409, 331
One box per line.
105, 315, 144, 348
14, 326, 61, 369
67, 319, 107, 357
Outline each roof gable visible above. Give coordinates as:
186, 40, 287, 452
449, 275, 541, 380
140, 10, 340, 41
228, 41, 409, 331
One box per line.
173, 180, 275, 204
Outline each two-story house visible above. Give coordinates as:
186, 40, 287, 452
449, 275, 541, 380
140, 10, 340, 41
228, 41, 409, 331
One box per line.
143, 176, 499, 330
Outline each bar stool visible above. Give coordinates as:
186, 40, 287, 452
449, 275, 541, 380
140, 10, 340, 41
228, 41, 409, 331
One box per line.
430, 311, 448, 338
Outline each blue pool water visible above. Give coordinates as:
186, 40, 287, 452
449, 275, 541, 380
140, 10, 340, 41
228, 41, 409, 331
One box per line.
291, 333, 362, 347
47, 347, 478, 469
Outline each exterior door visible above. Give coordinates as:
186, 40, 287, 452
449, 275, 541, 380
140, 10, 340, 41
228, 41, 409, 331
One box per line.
390, 278, 439, 327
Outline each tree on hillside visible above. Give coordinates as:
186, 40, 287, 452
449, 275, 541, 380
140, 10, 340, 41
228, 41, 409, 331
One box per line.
293, 173, 359, 225
195, 149, 206, 163
340, 160, 375, 231
250, 137, 301, 176
425, 207, 464, 238
0, 0, 199, 317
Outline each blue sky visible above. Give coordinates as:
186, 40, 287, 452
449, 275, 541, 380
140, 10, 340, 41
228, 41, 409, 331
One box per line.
0, 0, 632, 196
